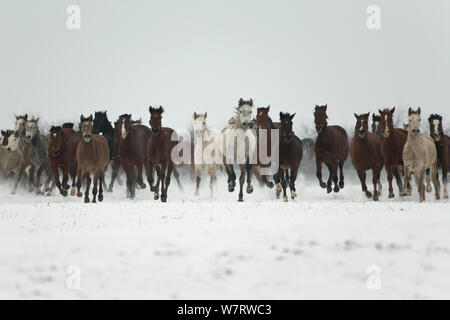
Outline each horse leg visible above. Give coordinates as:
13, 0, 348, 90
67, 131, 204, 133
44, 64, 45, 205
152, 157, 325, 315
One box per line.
209, 169, 216, 198
316, 158, 327, 189
431, 164, 440, 200
393, 167, 404, 197
61, 164, 70, 190
34, 165, 44, 194
11, 165, 25, 195
108, 159, 121, 192
357, 170, 372, 199
338, 159, 345, 189
226, 164, 236, 192
70, 161, 77, 196
372, 168, 380, 201
325, 163, 333, 194
154, 166, 162, 200
52, 164, 66, 196
238, 164, 246, 202
425, 168, 432, 193
84, 173, 91, 203
246, 162, 253, 194
289, 166, 299, 199
385, 164, 395, 198
194, 168, 201, 196
136, 162, 146, 189
161, 164, 172, 203
331, 161, 340, 193
76, 168, 83, 198
92, 171, 99, 203
280, 169, 288, 202
160, 165, 167, 202
146, 161, 155, 192
442, 163, 448, 199
274, 170, 281, 199
418, 170, 426, 202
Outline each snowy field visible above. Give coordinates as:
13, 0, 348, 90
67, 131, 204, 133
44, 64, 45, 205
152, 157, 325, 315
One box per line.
0, 172, 449, 300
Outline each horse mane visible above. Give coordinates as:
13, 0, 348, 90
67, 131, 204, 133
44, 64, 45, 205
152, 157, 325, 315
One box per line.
119, 113, 131, 119
62, 122, 74, 129
372, 114, 381, 121
50, 126, 62, 132
280, 112, 291, 119
428, 114, 442, 121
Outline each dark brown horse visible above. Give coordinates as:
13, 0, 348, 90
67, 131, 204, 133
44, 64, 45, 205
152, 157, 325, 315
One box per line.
274, 112, 303, 201
379, 107, 410, 198
116, 114, 152, 199
76, 115, 110, 203
1, 130, 14, 146
48, 125, 80, 197
371, 114, 383, 139
147, 106, 177, 202
314, 105, 349, 193
350, 113, 384, 201
428, 114, 450, 199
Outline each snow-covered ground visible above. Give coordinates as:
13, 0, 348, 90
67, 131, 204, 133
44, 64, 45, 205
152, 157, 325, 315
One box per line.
0, 172, 449, 300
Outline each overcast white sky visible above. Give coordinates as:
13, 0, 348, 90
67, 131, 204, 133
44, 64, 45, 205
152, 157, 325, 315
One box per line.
0, 0, 449, 133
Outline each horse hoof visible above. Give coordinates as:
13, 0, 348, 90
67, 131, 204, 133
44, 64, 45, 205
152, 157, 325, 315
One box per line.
389, 193, 395, 198
228, 186, 235, 192
61, 190, 68, 197
365, 191, 372, 199
194, 191, 199, 196
77, 192, 83, 198
107, 188, 113, 193
435, 196, 440, 201
275, 184, 282, 192
291, 191, 297, 199
444, 194, 449, 200
327, 187, 332, 194
320, 182, 327, 189
161, 196, 167, 202
238, 198, 243, 202
339, 181, 345, 189
92, 199, 97, 203
70, 188, 77, 196
333, 186, 340, 193
84, 198, 90, 203
373, 194, 379, 201
267, 182, 274, 188
283, 196, 288, 202
154, 193, 159, 200
139, 183, 147, 189
246, 185, 253, 194
426, 185, 432, 193
98, 194, 103, 202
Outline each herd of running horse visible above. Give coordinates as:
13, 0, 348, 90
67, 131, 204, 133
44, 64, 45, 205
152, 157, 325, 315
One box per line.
0, 99, 449, 203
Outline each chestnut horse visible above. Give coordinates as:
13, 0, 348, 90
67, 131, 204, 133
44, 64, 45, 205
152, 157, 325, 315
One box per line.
428, 114, 450, 199
314, 105, 349, 193
379, 107, 410, 198
274, 112, 303, 201
48, 125, 80, 197
76, 115, 110, 203
116, 113, 152, 199
350, 113, 384, 201
147, 106, 177, 202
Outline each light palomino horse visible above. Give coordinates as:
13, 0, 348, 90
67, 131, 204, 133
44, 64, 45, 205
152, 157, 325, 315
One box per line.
24, 117, 54, 195
402, 107, 440, 202
218, 98, 256, 202
5, 131, 34, 194
193, 112, 221, 197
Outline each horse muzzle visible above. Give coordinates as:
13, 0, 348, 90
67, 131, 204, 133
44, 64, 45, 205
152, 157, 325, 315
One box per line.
412, 129, 420, 135
358, 130, 366, 138
152, 128, 160, 135
316, 126, 324, 134
25, 135, 32, 141
51, 150, 60, 158
283, 135, 292, 143
432, 134, 441, 141
83, 134, 92, 142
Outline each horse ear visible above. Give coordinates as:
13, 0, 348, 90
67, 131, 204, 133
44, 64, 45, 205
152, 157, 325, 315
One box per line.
378, 109, 383, 115
35, 117, 39, 123
354, 113, 359, 119
193, 112, 197, 119
204, 112, 207, 118
290, 113, 296, 120
149, 106, 152, 112
417, 107, 421, 115
249, 98, 253, 106
324, 104, 327, 111
15, 115, 19, 120
88, 114, 93, 122
24, 114, 28, 120
239, 98, 244, 105
390, 107, 396, 114
267, 105, 270, 112
408, 107, 412, 116
279, 112, 283, 119
159, 106, 164, 113
80, 115, 85, 122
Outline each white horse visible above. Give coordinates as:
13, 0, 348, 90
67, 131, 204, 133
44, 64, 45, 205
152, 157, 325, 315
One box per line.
218, 98, 257, 202
192, 112, 221, 197
402, 107, 440, 202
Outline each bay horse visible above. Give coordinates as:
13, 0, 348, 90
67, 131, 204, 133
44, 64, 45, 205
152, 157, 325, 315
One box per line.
147, 106, 178, 202
275, 112, 303, 202
48, 125, 80, 197
314, 105, 349, 193
428, 114, 450, 199
76, 115, 110, 203
116, 113, 152, 199
193, 112, 221, 197
402, 108, 440, 202
350, 113, 384, 201
218, 98, 256, 202
379, 107, 410, 198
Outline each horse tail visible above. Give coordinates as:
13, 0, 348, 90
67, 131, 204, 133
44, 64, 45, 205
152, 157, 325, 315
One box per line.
301, 138, 315, 160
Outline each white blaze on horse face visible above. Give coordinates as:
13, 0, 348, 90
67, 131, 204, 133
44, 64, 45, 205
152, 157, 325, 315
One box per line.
7, 135, 20, 151
433, 119, 440, 136
238, 104, 253, 128
15, 119, 26, 135
383, 115, 390, 136
121, 119, 126, 138
360, 119, 365, 132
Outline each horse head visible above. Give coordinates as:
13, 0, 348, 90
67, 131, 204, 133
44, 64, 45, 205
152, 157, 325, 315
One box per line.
256, 105, 271, 129
378, 107, 395, 138
354, 112, 370, 139
49, 126, 63, 158
1, 130, 14, 146
280, 112, 296, 143
80, 114, 94, 143
149, 106, 164, 135
237, 98, 254, 129
93, 111, 109, 134
14, 114, 28, 137
117, 114, 132, 140
407, 107, 422, 136
428, 114, 443, 142
371, 114, 382, 136
25, 116, 40, 142
193, 112, 207, 137
314, 105, 328, 134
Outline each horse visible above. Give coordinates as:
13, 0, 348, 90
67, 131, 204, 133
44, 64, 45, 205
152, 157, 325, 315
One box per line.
402, 108, 440, 202
116, 113, 151, 199
371, 114, 383, 138
48, 125, 80, 197
24, 117, 54, 194
193, 112, 221, 197
92, 111, 115, 160
274, 112, 303, 202
0, 130, 23, 180
313, 105, 349, 193
218, 98, 256, 202
76, 115, 110, 203
147, 106, 178, 202
428, 114, 450, 199
350, 113, 384, 201
379, 107, 410, 198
